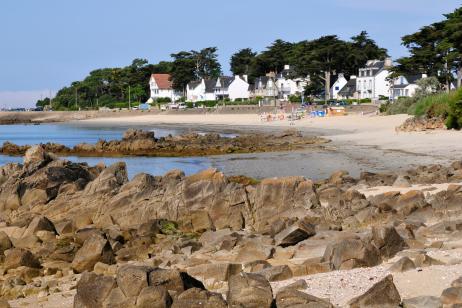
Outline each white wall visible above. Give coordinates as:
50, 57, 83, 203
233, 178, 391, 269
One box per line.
150, 77, 181, 101
228, 76, 249, 100
187, 80, 216, 102
357, 70, 390, 99
330, 75, 348, 99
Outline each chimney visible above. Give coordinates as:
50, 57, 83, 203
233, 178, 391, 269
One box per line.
284, 64, 290, 70
350, 75, 357, 80
384, 57, 393, 68
338, 73, 344, 79
242, 75, 248, 82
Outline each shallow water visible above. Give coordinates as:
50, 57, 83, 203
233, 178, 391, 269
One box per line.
0, 123, 213, 178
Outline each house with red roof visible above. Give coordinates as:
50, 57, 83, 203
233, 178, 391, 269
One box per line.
149, 74, 181, 102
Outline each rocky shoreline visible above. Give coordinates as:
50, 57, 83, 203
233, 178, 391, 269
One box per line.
0, 129, 329, 158
1, 147, 462, 306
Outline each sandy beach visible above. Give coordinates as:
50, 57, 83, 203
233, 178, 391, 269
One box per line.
78, 113, 462, 178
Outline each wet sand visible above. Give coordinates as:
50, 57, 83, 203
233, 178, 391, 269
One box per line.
77, 113, 462, 180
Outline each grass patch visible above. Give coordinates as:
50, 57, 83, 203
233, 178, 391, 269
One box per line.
228, 175, 260, 186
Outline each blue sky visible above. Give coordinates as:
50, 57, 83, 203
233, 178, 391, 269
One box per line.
0, 0, 461, 107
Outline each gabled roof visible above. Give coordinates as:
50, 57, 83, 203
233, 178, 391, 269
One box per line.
215, 76, 234, 89
151, 74, 173, 90
338, 78, 357, 97
204, 80, 216, 93
254, 76, 270, 89
188, 80, 202, 90
403, 74, 423, 84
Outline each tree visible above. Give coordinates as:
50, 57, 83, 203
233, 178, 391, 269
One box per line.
170, 51, 198, 92
170, 47, 222, 92
393, 6, 462, 89
254, 40, 293, 76
36, 97, 50, 108
230, 48, 257, 77
346, 31, 388, 75
192, 47, 222, 79
291, 36, 349, 100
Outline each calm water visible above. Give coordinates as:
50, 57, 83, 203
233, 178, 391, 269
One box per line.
0, 124, 212, 178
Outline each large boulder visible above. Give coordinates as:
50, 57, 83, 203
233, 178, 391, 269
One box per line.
371, 225, 407, 259
274, 220, 316, 247
171, 288, 227, 308
23, 215, 56, 237
348, 275, 401, 308
23, 145, 54, 169
322, 237, 380, 270
4, 248, 41, 270
74, 272, 116, 308
0, 231, 12, 254
257, 265, 293, 282
83, 162, 128, 195
72, 234, 115, 273
389, 257, 416, 273
227, 272, 273, 308
136, 286, 172, 308
276, 289, 333, 308
148, 268, 205, 294
249, 176, 319, 233
402, 296, 441, 308
441, 286, 462, 306
116, 265, 151, 298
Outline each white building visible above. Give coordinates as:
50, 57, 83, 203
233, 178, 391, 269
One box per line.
356, 58, 393, 100
149, 74, 181, 102
330, 73, 348, 100
275, 65, 308, 100
186, 79, 216, 102
227, 75, 250, 101
391, 74, 427, 100
337, 76, 358, 100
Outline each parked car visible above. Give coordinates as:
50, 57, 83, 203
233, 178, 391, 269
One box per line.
168, 103, 179, 110
178, 103, 187, 110
160, 104, 168, 111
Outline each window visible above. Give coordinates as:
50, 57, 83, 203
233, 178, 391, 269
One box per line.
369, 80, 372, 89
335, 86, 339, 90
363, 81, 366, 90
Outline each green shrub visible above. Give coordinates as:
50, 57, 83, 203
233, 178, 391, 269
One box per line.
289, 95, 302, 103
446, 88, 462, 130
155, 97, 172, 103
386, 97, 417, 115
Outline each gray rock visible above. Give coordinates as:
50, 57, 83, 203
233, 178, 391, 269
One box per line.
72, 234, 115, 273
116, 265, 152, 298
257, 265, 293, 282
227, 272, 273, 308
74, 272, 116, 308
136, 286, 172, 308
276, 289, 333, 308
403, 296, 441, 308
441, 286, 462, 306
348, 275, 401, 308
389, 257, 416, 273
274, 220, 316, 247
171, 288, 227, 308
323, 237, 381, 270
4, 248, 41, 270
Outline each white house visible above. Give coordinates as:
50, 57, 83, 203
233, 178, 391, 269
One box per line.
227, 75, 250, 101
356, 58, 393, 100
391, 74, 427, 100
252, 75, 278, 98
275, 65, 308, 100
149, 74, 181, 102
337, 76, 358, 100
186, 79, 216, 102
330, 73, 348, 100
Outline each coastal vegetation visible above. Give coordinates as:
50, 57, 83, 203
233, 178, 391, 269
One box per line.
40, 32, 387, 110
